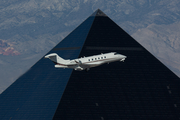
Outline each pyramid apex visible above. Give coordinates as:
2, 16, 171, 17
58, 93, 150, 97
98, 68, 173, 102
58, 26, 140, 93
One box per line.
91, 9, 107, 17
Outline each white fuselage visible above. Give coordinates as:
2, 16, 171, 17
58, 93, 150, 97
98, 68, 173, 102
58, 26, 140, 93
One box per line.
53, 52, 126, 71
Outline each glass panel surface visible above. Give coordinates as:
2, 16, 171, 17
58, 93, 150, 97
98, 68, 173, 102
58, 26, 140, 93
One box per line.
0, 15, 95, 120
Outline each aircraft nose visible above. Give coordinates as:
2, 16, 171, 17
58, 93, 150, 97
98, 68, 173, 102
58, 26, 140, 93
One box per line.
120, 54, 127, 58
119, 54, 127, 62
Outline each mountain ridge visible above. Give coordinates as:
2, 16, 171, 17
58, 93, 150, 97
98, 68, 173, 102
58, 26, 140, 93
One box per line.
0, 0, 180, 93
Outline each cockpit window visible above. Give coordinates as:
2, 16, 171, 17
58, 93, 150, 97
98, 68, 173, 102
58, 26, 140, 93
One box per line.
114, 52, 119, 55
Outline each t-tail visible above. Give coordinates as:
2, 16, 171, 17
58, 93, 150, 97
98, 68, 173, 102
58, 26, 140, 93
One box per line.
44, 53, 69, 65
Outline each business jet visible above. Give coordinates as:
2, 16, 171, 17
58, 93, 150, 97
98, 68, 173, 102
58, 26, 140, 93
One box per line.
45, 52, 127, 71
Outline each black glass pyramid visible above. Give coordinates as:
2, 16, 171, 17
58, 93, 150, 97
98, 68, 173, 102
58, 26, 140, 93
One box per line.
0, 9, 180, 120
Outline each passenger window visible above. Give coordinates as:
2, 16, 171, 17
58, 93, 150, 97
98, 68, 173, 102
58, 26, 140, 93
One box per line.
92, 59, 93, 61
101, 57, 103, 59
98, 58, 100, 59
104, 56, 106, 58
88, 59, 90, 61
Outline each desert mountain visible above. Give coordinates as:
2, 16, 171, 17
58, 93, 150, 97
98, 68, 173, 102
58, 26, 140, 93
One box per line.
0, 0, 180, 93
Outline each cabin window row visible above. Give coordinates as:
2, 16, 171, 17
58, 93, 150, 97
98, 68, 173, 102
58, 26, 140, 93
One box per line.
88, 56, 106, 61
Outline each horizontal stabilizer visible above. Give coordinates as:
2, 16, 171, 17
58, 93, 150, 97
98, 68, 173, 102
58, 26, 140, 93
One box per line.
45, 53, 69, 64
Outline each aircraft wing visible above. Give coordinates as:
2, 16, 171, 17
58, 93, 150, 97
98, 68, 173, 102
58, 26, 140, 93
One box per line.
74, 60, 91, 69
79, 63, 91, 69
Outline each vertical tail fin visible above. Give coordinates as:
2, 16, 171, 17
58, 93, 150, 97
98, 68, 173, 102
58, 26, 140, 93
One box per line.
44, 53, 68, 64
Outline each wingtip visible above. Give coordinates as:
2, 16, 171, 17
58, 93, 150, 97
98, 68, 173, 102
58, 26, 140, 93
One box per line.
44, 55, 49, 59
